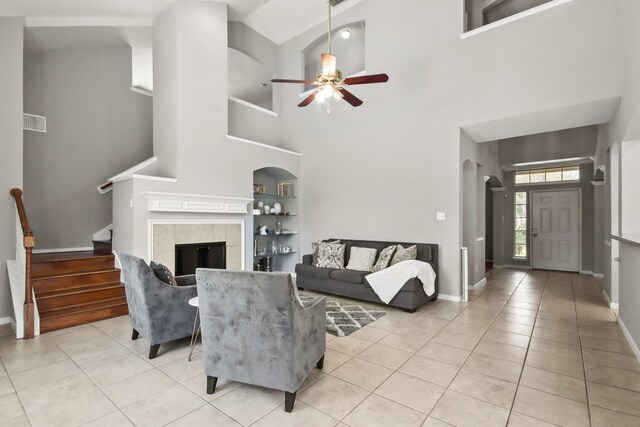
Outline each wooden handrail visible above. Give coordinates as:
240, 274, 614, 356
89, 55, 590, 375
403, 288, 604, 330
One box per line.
9, 188, 35, 339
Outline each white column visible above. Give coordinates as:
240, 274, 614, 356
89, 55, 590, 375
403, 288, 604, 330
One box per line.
153, 1, 228, 183
0, 18, 24, 320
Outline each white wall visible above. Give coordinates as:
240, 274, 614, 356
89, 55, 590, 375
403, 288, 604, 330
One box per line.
276, 0, 619, 297
593, 0, 640, 355
621, 140, 640, 236
23, 48, 153, 249
113, 1, 301, 272
0, 18, 24, 320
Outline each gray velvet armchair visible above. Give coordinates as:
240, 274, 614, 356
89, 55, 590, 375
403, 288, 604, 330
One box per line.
120, 253, 198, 359
196, 269, 326, 412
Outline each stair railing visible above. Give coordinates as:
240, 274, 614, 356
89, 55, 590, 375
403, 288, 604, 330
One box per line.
10, 189, 35, 339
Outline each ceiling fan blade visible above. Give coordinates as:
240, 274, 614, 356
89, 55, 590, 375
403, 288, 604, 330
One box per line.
299, 87, 317, 98
272, 78, 317, 84
298, 91, 317, 107
343, 73, 389, 86
339, 88, 363, 107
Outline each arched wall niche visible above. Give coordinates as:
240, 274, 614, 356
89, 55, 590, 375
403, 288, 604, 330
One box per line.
252, 167, 300, 273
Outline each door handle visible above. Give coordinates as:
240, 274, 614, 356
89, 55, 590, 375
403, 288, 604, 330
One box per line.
532, 228, 538, 238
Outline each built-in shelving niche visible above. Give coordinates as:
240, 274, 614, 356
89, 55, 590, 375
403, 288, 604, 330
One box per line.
252, 167, 299, 273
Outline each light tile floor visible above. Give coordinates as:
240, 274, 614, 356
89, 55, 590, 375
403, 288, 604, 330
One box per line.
1, 269, 639, 426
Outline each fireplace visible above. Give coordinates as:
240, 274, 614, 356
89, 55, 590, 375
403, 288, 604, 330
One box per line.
175, 242, 226, 276
151, 222, 243, 274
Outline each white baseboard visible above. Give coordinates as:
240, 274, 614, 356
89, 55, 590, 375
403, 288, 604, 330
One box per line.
438, 293, 462, 302
491, 265, 505, 269
0, 317, 10, 325
601, 289, 619, 310
618, 318, 640, 364
471, 278, 487, 288
33, 246, 93, 254
593, 273, 605, 278
580, 270, 593, 276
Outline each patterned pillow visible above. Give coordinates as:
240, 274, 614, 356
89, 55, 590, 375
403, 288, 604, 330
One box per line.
390, 245, 417, 266
316, 242, 346, 269
371, 245, 397, 272
312, 240, 340, 266
150, 261, 178, 286
346, 247, 378, 272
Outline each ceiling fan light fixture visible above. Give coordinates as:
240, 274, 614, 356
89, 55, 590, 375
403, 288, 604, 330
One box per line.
315, 84, 335, 102
321, 53, 337, 77
270, 1, 388, 109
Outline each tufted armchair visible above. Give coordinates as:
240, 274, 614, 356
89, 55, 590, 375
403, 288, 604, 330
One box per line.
120, 253, 198, 359
196, 269, 326, 412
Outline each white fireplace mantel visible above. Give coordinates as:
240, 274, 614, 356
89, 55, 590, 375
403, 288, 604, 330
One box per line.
142, 191, 253, 214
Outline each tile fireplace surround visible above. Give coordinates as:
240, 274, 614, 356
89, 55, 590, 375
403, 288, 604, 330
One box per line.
151, 222, 243, 274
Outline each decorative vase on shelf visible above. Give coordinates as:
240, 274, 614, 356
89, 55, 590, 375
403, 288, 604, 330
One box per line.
273, 203, 282, 215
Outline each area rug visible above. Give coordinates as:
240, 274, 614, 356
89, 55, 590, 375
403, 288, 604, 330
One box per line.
299, 294, 387, 337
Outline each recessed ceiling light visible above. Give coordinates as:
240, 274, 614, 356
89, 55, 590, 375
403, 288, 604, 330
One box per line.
341, 29, 351, 39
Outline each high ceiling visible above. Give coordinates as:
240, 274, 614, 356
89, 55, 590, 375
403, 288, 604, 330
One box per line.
0, 0, 363, 44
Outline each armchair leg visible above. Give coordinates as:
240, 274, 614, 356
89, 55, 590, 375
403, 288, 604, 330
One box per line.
284, 391, 297, 413
149, 344, 160, 359
317, 355, 325, 370
131, 329, 139, 340
206, 376, 218, 394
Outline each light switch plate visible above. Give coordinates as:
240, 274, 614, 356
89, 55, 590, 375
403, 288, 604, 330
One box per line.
436, 212, 446, 221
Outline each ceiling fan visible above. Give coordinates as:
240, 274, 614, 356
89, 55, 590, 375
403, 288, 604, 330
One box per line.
271, 1, 389, 111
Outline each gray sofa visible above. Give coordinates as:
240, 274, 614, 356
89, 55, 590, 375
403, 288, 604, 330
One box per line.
120, 253, 198, 359
196, 269, 326, 412
295, 239, 438, 312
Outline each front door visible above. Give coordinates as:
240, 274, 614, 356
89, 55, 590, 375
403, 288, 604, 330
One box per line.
531, 190, 580, 272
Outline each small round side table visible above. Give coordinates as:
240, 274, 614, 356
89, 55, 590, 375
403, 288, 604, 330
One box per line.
188, 297, 199, 362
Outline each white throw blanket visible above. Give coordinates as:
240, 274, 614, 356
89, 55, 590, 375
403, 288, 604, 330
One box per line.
366, 260, 436, 304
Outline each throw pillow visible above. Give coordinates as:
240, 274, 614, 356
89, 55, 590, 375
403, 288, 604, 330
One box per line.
371, 245, 398, 272
346, 247, 378, 272
312, 239, 340, 266
316, 242, 346, 269
390, 244, 417, 266
150, 261, 178, 286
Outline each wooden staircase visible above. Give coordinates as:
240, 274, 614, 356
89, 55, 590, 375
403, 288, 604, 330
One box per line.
33, 249, 128, 333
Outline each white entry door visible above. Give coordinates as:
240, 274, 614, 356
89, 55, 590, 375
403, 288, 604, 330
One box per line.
531, 190, 580, 272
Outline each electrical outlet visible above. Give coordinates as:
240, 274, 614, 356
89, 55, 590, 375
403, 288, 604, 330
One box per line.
436, 212, 446, 221
475, 264, 479, 273
129, 199, 133, 208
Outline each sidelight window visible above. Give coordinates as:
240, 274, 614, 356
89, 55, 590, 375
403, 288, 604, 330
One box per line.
514, 192, 527, 258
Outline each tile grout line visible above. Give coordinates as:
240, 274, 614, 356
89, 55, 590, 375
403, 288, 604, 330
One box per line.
423, 270, 531, 424
0, 357, 30, 423
50, 325, 142, 427
571, 274, 592, 426
319, 301, 474, 424
505, 270, 550, 426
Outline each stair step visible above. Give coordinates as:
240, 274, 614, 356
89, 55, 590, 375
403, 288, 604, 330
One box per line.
33, 269, 121, 293
36, 282, 126, 312
39, 296, 128, 319
40, 303, 129, 333
32, 253, 115, 278
92, 240, 112, 255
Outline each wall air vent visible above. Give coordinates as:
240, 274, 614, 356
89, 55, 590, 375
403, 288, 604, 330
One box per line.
23, 114, 46, 133
330, 0, 347, 6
